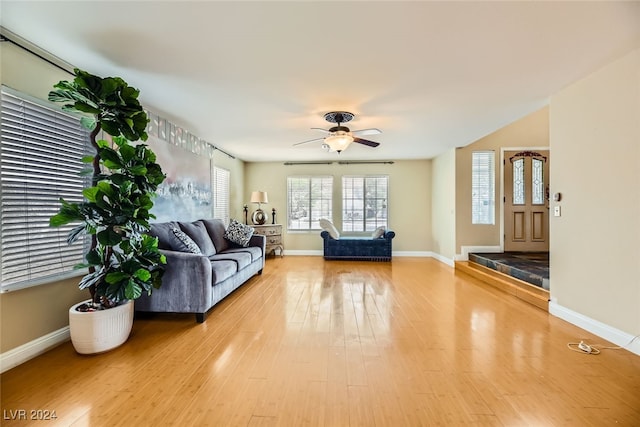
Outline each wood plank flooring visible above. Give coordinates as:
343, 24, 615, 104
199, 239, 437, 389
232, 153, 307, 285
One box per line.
2, 257, 640, 426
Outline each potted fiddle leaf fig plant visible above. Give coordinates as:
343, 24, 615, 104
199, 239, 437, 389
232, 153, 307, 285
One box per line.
48, 68, 166, 354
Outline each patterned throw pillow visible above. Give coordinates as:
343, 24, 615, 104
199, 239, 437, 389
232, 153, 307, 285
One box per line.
224, 219, 254, 247
372, 226, 386, 239
171, 227, 202, 254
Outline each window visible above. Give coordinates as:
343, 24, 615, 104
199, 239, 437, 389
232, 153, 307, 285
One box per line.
212, 166, 230, 225
471, 151, 495, 225
512, 157, 525, 205
1, 86, 91, 291
287, 176, 332, 230
342, 176, 388, 232
532, 158, 545, 205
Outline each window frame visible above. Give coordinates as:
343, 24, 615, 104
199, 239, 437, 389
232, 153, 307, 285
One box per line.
286, 175, 333, 231
341, 175, 389, 233
471, 150, 496, 225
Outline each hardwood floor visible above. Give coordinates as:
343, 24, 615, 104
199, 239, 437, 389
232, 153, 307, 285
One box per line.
2, 257, 639, 426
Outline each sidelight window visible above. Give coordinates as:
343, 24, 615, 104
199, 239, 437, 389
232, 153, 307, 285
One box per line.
471, 151, 495, 225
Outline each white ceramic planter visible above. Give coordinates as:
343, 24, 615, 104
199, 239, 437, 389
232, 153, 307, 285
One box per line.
69, 299, 134, 354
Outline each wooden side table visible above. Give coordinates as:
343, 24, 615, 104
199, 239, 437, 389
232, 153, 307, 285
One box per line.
252, 224, 284, 257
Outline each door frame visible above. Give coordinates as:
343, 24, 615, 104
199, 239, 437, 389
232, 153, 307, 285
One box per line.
499, 146, 550, 251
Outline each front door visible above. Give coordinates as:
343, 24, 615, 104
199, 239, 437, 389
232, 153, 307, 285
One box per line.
504, 150, 550, 252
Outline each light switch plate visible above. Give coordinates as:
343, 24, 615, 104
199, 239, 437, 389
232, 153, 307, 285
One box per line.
553, 206, 561, 217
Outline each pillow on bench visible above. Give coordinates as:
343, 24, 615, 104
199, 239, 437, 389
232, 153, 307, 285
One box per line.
319, 218, 340, 239
372, 226, 386, 239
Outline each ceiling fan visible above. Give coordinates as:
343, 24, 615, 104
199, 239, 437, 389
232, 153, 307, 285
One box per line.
294, 111, 381, 153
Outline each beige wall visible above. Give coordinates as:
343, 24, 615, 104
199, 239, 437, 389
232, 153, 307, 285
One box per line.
549, 49, 640, 335
244, 160, 432, 253
455, 107, 550, 255
0, 42, 88, 353
431, 149, 456, 260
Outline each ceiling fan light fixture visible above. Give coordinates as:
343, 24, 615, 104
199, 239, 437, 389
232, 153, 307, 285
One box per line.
325, 131, 354, 152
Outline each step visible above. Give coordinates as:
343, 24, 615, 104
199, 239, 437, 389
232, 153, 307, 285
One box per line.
455, 261, 549, 311
468, 252, 548, 289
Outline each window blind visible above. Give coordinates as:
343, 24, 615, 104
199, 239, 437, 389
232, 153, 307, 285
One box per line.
213, 166, 230, 226
471, 151, 495, 225
0, 87, 91, 291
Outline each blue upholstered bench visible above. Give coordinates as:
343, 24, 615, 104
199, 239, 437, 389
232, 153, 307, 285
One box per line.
320, 230, 395, 261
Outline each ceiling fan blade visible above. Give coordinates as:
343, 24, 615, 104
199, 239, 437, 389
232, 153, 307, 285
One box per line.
311, 127, 330, 133
293, 137, 325, 146
352, 128, 382, 136
353, 137, 380, 148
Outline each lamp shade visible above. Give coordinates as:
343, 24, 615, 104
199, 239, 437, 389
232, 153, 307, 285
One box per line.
250, 191, 268, 204
325, 131, 354, 152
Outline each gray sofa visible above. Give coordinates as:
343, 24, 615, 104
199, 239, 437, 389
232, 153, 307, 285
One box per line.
136, 218, 265, 322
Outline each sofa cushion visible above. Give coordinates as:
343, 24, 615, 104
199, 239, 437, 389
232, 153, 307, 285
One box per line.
201, 218, 230, 253
149, 221, 181, 250
210, 260, 238, 285
224, 219, 254, 247
171, 228, 202, 254
179, 220, 217, 256
223, 247, 263, 263
209, 251, 253, 270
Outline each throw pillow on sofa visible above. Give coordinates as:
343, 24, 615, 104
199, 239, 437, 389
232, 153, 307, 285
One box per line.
224, 219, 254, 247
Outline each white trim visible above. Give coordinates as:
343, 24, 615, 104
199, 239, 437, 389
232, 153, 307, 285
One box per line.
283, 250, 324, 256
394, 251, 432, 258
456, 245, 502, 261
0, 327, 70, 373
549, 301, 640, 356
426, 252, 454, 267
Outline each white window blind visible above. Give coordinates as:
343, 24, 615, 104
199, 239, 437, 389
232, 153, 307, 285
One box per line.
342, 175, 388, 232
287, 176, 333, 230
471, 151, 495, 225
0, 87, 91, 291
213, 166, 230, 225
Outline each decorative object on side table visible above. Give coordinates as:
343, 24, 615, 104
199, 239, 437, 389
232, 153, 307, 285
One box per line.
272, 208, 277, 225
243, 204, 248, 225
250, 191, 268, 225
48, 68, 166, 354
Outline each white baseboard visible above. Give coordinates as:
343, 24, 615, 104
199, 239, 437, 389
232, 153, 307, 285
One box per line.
455, 245, 502, 261
283, 250, 323, 256
1, 327, 70, 373
427, 252, 455, 267
393, 251, 431, 258
549, 301, 640, 356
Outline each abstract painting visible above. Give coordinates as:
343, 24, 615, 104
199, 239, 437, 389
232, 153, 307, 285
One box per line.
147, 135, 212, 223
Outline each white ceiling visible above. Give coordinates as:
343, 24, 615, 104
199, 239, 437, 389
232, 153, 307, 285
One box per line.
2, 1, 639, 162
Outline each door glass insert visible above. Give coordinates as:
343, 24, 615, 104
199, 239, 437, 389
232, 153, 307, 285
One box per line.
532, 158, 544, 205
513, 158, 525, 205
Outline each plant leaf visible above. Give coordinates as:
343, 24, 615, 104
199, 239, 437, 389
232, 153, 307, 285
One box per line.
97, 227, 122, 246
